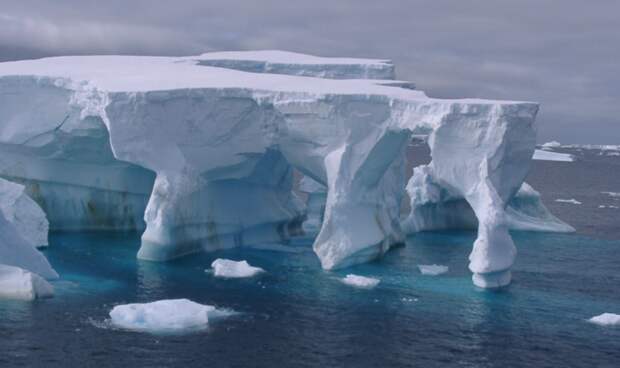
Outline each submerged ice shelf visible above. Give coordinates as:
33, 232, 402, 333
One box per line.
0, 50, 569, 288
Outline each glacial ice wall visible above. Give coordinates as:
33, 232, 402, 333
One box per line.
0, 51, 549, 287
0, 76, 154, 231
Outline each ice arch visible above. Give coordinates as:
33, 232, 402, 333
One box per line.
0, 51, 550, 287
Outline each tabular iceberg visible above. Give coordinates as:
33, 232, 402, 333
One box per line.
0, 50, 564, 288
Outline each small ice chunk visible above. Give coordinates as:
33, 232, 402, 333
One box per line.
418, 264, 449, 276
541, 141, 561, 148
341, 274, 380, 289
533, 149, 574, 162
109, 299, 234, 334
555, 198, 582, 205
588, 313, 620, 326
0, 264, 54, 301
210, 259, 264, 278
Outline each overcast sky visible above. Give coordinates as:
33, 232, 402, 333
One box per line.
1, 0, 618, 144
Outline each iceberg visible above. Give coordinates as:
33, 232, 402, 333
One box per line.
418, 264, 449, 276
0, 50, 552, 287
341, 274, 380, 289
109, 299, 235, 334
210, 259, 265, 278
0, 264, 54, 301
532, 149, 574, 162
588, 313, 620, 326
0, 178, 57, 280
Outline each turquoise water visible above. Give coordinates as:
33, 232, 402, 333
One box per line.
1, 230, 618, 367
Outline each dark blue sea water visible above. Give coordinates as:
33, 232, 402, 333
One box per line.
1, 147, 619, 367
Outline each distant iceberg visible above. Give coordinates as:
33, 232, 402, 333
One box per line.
533, 149, 574, 162
541, 141, 562, 149
341, 274, 380, 289
109, 299, 235, 334
210, 259, 265, 278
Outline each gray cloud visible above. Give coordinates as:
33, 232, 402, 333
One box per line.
1, 0, 618, 143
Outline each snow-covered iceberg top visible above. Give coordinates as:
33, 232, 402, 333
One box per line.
0, 264, 53, 301
210, 259, 264, 278
185, 50, 396, 80
341, 274, 380, 289
0, 178, 57, 280
109, 299, 235, 334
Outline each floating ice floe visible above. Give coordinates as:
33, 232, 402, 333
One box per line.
555, 199, 582, 205
588, 313, 620, 326
210, 259, 265, 278
598, 205, 619, 209
418, 264, 449, 276
532, 149, 574, 162
0, 264, 53, 301
601, 191, 620, 198
109, 299, 235, 334
341, 274, 380, 289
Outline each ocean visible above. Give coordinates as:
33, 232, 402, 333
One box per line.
1, 145, 619, 367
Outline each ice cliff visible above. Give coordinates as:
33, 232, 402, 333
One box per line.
0, 50, 565, 288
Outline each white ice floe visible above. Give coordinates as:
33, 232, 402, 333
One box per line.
555, 199, 582, 205
598, 205, 619, 209
601, 191, 620, 198
588, 313, 620, 326
341, 274, 380, 289
210, 259, 265, 278
417, 264, 449, 276
0, 264, 54, 301
533, 149, 574, 162
109, 299, 235, 334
